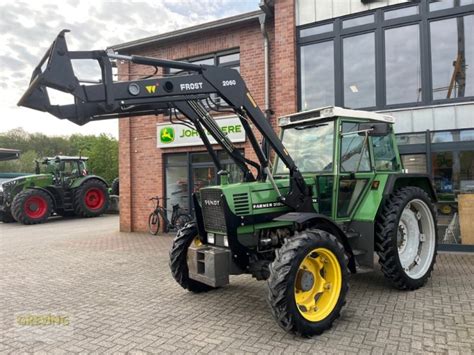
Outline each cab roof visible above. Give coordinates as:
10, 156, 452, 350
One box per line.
278, 106, 395, 127
43, 156, 88, 162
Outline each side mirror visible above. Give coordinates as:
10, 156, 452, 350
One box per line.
358, 122, 390, 136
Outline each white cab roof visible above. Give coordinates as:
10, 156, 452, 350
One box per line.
278, 106, 395, 127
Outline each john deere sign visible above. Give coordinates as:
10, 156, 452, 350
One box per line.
157, 116, 245, 148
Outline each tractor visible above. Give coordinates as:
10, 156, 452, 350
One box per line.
17, 31, 438, 336
0, 155, 109, 224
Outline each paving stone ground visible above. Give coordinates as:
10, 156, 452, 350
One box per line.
0, 215, 473, 354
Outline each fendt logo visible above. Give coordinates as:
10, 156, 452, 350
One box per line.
204, 199, 220, 206
160, 127, 175, 144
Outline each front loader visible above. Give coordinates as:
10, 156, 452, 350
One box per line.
17, 30, 438, 336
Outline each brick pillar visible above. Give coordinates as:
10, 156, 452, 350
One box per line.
118, 61, 133, 232
273, 0, 297, 119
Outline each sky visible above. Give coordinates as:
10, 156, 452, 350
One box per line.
0, 0, 260, 138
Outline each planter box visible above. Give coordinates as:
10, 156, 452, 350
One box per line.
458, 194, 474, 245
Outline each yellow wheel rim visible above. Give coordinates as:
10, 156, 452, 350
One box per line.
192, 237, 202, 247
294, 247, 342, 322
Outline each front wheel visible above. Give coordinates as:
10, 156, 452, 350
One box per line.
169, 222, 215, 293
267, 229, 349, 337
174, 213, 192, 231
376, 186, 438, 290
148, 212, 160, 235
11, 189, 53, 225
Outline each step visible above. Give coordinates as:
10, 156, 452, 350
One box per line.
352, 249, 366, 256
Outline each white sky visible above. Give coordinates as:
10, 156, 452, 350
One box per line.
0, 0, 260, 138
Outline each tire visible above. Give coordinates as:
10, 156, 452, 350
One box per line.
148, 212, 160, 235
1, 212, 15, 223
110, 177, 119, 196
267, 229, 349, 337
11, 189, 53, 225
169, 221, 215, 293
74, 179, 109, 218
375, 186, 438, 290
174, 214, 192, 231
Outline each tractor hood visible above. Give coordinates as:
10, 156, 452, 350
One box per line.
0, 174, 52, 192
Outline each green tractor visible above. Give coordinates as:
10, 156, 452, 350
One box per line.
0, 156, 109, 224
17, 31, 438, 336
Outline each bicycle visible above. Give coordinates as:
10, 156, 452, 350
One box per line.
148, 196, 192, 235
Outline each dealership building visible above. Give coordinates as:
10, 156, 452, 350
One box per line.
111, 0, 474, 249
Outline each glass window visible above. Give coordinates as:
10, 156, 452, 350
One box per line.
384, 6, 419, 20
300, 23, 333, 37
343, 14, 374, 29
431, 15, 474, 100
430, 0, 474, 11
275, 122, 335, 174
343, 33, 376, 108
300, 41, 335, 110
340, 122, 371, 172
337, 179, 369, 217
218, 53, 239, 65
385, 25, 422, 104
401, 154, 427, 174
166, 156, 190, 218
432, 129, 474, 142
460, 129, 474, 141
192, 57, 215, 66
373, 135, 398, 171
396, 133, 427, 145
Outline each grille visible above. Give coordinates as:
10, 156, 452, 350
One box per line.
233, 193, 250, 215
200, 188, 227, 233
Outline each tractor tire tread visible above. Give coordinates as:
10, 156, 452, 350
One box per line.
169, 221, 215, 293
267, 229, 349, 337
11, 189, 53, 225
375, 186, 438, 290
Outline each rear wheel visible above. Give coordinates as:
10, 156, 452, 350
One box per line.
74, 180, 109, 217
148, 212, 160, 235
376, 186, 437, 290
267, 229, 349, 337
11, 189, 53, 225
169, 222, 215, 293
110, 177, 119, 196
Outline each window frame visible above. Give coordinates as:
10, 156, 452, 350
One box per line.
297, 0, 474, 111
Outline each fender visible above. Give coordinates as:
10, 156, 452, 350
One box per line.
274, 212, 356, 273
384, 174, 437, 202
70, 175, 109, 189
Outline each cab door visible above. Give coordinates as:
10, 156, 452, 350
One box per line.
334, 121, 375, 220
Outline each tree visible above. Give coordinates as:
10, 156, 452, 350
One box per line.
0, 129, 118, 183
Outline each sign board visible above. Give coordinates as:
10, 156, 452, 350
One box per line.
157, 116, 246, 148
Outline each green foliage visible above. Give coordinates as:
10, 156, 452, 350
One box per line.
0, 128, 118, 183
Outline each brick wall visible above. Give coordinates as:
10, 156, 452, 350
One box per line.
118, 0, 296, 232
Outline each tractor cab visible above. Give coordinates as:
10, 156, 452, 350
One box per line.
39, 156, 89, 185
274, 106, 400, 220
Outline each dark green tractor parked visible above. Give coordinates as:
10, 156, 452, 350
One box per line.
0, 156, 109, 224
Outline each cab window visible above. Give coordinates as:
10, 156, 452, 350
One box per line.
340, 122, 371, 172
372, 135, 397, 171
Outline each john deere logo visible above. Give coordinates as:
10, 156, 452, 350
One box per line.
160, 127, 175, 144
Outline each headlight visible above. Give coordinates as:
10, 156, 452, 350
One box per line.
223, 235, 229, 247
207, 233, 215, 244
0, 185, 3, 192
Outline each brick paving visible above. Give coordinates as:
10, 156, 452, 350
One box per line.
1, 215, 473, 354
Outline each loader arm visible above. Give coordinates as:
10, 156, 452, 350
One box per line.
17, 30, 314, 212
